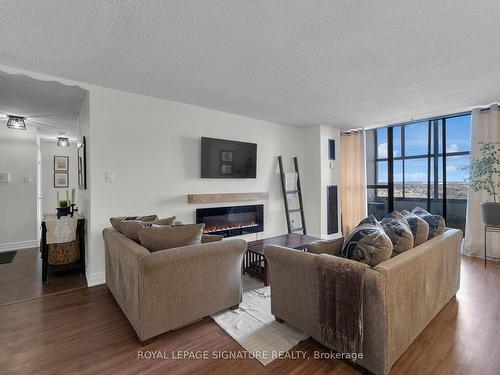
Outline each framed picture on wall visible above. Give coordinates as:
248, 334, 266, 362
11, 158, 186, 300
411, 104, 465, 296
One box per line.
54, 156, 69, 171
54, 172, 69, 188
77, 136, 87, 189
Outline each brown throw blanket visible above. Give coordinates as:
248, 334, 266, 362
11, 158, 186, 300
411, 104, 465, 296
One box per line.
316, 254, 367, 355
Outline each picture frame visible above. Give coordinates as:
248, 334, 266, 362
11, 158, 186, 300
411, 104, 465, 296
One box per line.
54, 156, 69, 171
77, 136, 87, 189
54, 172, 69, 188
220, 163, 233, 175
220, 151, 234, 163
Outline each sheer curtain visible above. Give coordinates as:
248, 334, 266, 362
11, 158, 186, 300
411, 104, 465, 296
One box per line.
463, 104, 500, 260
341, 130, 367, 235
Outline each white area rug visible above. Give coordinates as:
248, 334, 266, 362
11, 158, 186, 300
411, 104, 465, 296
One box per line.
211, 276, 309, 366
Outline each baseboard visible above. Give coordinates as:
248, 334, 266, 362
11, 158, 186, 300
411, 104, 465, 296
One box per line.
0, 240, 39, 253
86, 271, 106, 287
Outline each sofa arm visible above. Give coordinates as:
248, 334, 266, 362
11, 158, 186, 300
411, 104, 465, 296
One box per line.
264, 245, 322, 336
138, 239, 246, 340
307, 237, 344, 255
103, 228, 149, 337
370, 228, 462, 374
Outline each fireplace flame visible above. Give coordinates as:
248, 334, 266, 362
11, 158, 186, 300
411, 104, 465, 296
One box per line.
203, 221, 259, 234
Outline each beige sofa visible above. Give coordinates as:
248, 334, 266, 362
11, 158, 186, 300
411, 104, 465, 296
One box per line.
265, 228, 462, 375
103, 228, 246, 342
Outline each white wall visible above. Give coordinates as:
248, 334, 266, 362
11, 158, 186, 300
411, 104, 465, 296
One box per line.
0, 64, 342, 286
0, 125, 39, 251
302, 125, 342, 238
85, 87, 305, 285
40, 141, 78, 215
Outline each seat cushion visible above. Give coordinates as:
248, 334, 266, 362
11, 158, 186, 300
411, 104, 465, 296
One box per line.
109, 215, 158, 233
381, 212, 414, 255
401, 210, 429, 246
138, 223, 205, 252
341, 215, 393, 267
412, 207, 446, 239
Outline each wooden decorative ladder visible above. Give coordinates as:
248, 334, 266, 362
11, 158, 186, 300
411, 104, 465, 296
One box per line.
278, 156, 307, 235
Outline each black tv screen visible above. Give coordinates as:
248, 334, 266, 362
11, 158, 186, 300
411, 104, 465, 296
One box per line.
201, 137, 257, 178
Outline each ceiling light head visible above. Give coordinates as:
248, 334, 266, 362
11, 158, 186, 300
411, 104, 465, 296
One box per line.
57, 137, 70, 147
6, 115, 26, 130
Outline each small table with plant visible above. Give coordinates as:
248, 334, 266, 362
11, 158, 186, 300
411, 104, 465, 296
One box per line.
40, 191, 85, 283
469, 141, 500, 267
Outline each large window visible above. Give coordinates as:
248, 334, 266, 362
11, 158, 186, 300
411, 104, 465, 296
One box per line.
366, 113, 471, 231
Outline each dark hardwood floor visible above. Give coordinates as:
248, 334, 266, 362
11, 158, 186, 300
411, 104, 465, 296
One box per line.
0, 247, 87, 306
0, 256, 498, 374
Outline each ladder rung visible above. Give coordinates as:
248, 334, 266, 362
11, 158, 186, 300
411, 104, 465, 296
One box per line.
291, 227, 304, 233
286, 190, 298, 194
288, 208, 302, 213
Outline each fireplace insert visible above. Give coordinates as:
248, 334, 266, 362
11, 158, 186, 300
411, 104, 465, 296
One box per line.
196, 204, 264, 237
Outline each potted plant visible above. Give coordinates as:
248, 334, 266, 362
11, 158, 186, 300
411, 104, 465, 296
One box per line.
57, 200, 71, 219
469, 142, 500, 226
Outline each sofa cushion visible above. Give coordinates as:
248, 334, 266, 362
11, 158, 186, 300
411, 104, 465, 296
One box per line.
412, 207, 446, 239
307, 237, 344, 256
201, 234, 224, 243
381, 212, 414, 255
138, 223, 205, 252
120, 220, 144, 242
120, 216, 174, 242
401, 210, 429, 246
151, 216, 176, 226
109, 215, 158, 233
341, 215, 393, 267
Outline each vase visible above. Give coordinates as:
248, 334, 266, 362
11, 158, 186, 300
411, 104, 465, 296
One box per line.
480, 202, 500, 226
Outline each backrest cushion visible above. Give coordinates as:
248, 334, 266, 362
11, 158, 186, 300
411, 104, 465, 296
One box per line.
119, 216, 174, 242
341, 215, 393, 267
381, 211, 414, 255
138, 223, 205, 252
412, 207, 446, 239
120, 220, 144, 242
109, 215, 158, 233
401, 210, 429, 246
151, 216, 176, 226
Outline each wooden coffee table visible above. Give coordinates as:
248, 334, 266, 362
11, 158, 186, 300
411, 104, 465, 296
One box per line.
243, 233, 321, 286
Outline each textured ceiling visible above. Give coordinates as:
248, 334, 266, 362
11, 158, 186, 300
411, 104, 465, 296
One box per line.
1, 1, 499, 128
0, 71, 87, 139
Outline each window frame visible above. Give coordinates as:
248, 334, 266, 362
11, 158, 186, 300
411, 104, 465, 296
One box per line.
367, 112, 471, 222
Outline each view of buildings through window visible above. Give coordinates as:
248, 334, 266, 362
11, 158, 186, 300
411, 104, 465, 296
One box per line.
366, 113, 471, 231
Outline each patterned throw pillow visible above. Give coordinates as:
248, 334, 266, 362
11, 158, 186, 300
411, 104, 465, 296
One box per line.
109, 215, 158, 233
138, 223, 205, 252
341, 215, 393, 267
412, 207, 445, 239
381, 212, 414, 255
401, 210, 429, 246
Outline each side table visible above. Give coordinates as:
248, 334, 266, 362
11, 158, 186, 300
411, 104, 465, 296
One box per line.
484, 225, 500, 268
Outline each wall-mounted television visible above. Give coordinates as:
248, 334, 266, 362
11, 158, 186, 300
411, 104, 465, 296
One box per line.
201, 137, 257, 178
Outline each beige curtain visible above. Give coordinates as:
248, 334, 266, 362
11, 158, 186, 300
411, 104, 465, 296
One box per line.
341, 130, 367, 235
463, 104, 500, 260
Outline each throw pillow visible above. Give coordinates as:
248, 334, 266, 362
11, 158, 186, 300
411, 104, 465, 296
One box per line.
401, 210, 429, 246
412, 207, 446, 239
109, 215, 158, 233
341, 215, 393, 267
380, 212, 414, 255
138, 223, 205, 252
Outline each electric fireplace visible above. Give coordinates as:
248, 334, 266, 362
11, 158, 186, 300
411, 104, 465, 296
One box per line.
196, 204, 264, 237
